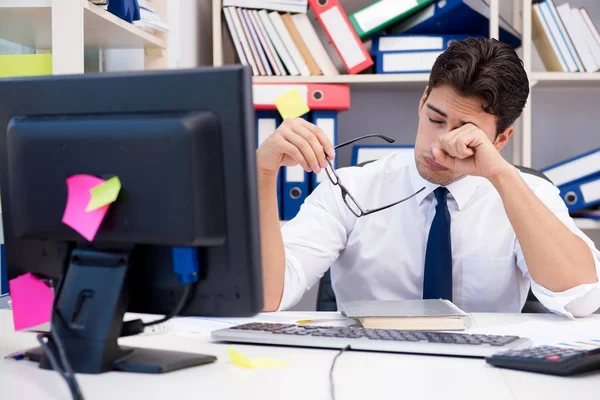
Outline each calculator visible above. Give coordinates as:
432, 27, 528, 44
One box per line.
485, 345, 600, 376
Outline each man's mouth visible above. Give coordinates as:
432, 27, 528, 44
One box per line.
424, 156, 448, 171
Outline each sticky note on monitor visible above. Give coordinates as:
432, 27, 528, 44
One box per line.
9, 273, 54, 331
62, 174, 111, 241
86, 176, 121, 212
274, 89, 310, 120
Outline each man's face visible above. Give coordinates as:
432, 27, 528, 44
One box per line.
414, 84, 510, 186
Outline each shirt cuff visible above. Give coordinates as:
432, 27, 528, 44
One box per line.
530, 252, 600, 319
277, 249, 307, 311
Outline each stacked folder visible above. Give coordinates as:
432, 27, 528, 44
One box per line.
541, 148, 600, 219
222, 0, 523, 76
253, 83, 350, 221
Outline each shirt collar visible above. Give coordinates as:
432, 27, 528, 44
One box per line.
407, 157, 486, 211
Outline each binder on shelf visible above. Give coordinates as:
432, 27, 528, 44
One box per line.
542, 0, 583, 72
541, 147, 600, 188
281, 12, 322, 75
307, 0, 374, 75
223, 7, 251, 72
371, 33, 475, 54
375, 49, 443, 73
257, 9, 300, 76
268, 11, 311, 76
532, 2, 568, 72
348, 0, 435, 39
351, 145, 414, 166
256, 111, 283, 219
291, 13, 340, 76
556, 3, 599, 73
389, 0, 521, 49
282, 117, 309, 221
309, 111, 338, 191
253, 83, 350, 111
558, 174, 600, 213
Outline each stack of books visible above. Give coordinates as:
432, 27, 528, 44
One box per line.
532, 0, 600, 73
222, 0, 522, 77
541, 147, 600, 222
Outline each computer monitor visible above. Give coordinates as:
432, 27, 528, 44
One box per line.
0, 66, 263, 375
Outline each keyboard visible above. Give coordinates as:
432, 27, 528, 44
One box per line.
486, 345, 600, 376
211, 322, 533, 358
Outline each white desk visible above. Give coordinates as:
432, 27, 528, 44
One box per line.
1, 310, 599, 400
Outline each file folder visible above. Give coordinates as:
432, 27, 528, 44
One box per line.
256, 111, 283, 219
390, 0, 521, 49
375, 49, 443, 73
541, 147, 600, 187
282, 116, 309, 221
349, 0, 435, 39
351, 145, 414, 166
558, 174, 600, 213
371, 33, 475, 54
253, 83, 350, 111
309, 111, 338, 191
307, 0, 374, 75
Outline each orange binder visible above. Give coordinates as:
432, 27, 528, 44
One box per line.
253, 83, 350, 111
307, 0, 373, 75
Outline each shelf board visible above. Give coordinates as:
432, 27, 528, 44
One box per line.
252, 73, 430, 89
0, 0, 164, 50
530, 72, 600, 88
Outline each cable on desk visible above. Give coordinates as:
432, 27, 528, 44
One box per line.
37, 330, 84, 400
329, 345, 351, 400
121, 284, 192, 337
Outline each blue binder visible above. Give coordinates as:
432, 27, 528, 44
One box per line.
256, 111, 283, 219
108, 0, 140, 23
371, 33, 476, 55
389, 0, 521, 49
309, 111, 338, 192
351, 144, 415, 166
541, 147, 600, 188
282, 116, 309, 221
558, 174, 600, 213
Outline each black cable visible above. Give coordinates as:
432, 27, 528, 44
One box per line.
121, 284, 192, 337
329, 345, 351, 400
37, 334, 84, 400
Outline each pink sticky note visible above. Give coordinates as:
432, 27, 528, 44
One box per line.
62, 174, 109, 241
9, 273, 54, 331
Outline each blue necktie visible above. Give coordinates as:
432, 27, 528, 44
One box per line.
423, 187, 453, 301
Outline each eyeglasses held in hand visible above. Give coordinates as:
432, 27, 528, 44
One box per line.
324, 134, 425, 218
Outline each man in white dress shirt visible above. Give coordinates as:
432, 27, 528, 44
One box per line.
255, 37, 600, 317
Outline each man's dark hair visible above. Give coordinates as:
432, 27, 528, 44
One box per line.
427, 37, 529, 136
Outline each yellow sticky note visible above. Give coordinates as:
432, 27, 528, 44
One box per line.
228, 347, 289, 369
86, 176, 122, 212
0, 55, 52, 77
274, 89, 310, 120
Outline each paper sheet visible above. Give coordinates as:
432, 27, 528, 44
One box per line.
62, 174, 110, 241
9, 273, 54, 331
274, 89, 310, 120
86, 176, 121, 211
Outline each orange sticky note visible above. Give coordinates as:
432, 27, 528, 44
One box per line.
9, 273, 54, 331
62, 174, 110, 241
274, 89, 310, 120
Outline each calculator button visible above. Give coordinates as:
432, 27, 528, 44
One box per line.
546, 355, 561, 362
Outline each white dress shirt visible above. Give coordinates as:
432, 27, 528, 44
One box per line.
279, 152, 600, 318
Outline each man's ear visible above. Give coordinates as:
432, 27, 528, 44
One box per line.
419, 85, 429, 112
494, 126, 514, 151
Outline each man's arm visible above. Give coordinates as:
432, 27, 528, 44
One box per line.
257, 171, 286, 312
489, 166, 598, 292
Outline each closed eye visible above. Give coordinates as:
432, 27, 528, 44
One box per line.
428, 118, 443, 124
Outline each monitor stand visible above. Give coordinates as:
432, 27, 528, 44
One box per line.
24, 247, 216, 374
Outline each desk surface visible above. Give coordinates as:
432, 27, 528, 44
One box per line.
1, 310, 599, 400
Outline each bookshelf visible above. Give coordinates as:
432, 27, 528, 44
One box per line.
0, 0, 168, 74
213, 0, 600, 231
